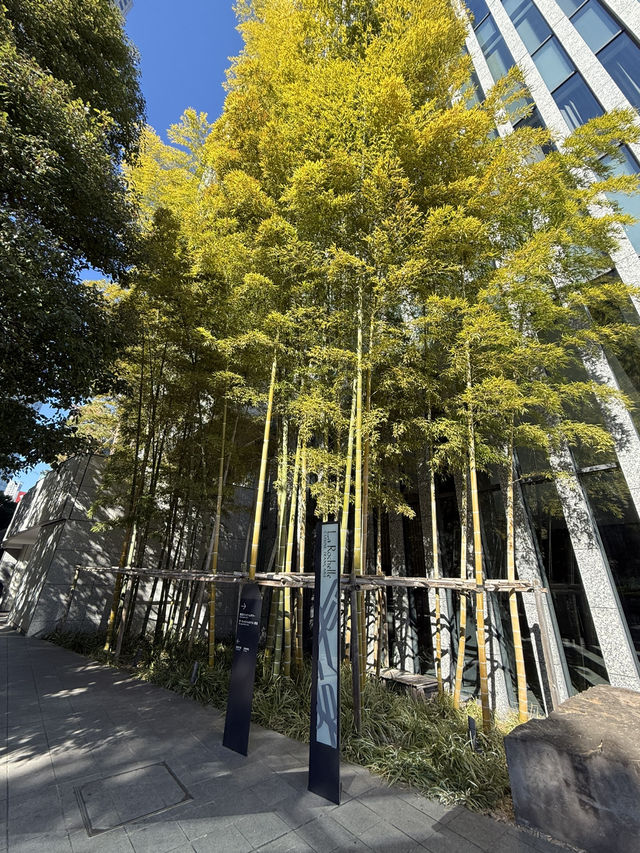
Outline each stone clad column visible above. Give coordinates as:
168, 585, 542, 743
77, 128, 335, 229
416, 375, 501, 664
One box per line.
505, 461, 572, 711
550, 444, 640, 690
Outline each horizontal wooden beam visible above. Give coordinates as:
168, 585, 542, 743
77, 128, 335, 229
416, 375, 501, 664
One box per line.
76, 565, 546, 594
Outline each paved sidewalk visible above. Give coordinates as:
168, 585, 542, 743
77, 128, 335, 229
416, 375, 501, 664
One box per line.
1, 623, 567, 853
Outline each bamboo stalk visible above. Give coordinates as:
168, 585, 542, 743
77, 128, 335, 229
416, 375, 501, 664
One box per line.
208, 397, 228, 667
104, 525, 134, 653
139, 575, 158, 640
507, 428, 529, 723
374, 505, 385, 678
467, 352, 492, 733
453, 469, 468, 709
266, 416, 289, 675
115, 553, 135, 660
352, 287, 365, 721
249, 352, 277, 581
283, 437, 302, 677
429, 450, 443, 693
360, 318, 373, 682
340, 381, 357, 573
273, 590, 284, 675
341, 380, 357, 660
295, 444, 307, 673
187, 580, 206, 653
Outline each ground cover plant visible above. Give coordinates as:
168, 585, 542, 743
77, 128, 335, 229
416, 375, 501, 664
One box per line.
49, 629, 514, 814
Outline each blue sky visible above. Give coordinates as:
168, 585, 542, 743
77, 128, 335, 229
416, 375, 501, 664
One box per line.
126, 0, 244, 139
17, 0, 244, 492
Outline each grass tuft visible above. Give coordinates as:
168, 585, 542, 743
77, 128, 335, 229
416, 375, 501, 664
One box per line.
48, 630, 513, 812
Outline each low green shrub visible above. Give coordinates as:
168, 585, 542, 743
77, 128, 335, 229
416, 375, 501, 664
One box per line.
47, 630, 512, 812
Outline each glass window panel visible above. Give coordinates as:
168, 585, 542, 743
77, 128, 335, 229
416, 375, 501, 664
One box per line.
532, 38, 574, 90
478, 477, 506, 580
555, 0, 584, 16
463, 69, 485, 107
572, 0, 620, 52
503, 0, 551, 53
552, 72, 603, 130
476, 16, 516, 80
599, 32, 640, 111
603, 146, 640, 253
590, 274, 640, 434
466, 0, 490, 26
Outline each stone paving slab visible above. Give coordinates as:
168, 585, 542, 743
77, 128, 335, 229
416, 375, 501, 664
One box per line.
0, 623, 571, 852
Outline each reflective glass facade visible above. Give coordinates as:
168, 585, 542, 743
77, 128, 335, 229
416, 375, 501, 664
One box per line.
474, 0, 640, 246
458, 0, 640, 707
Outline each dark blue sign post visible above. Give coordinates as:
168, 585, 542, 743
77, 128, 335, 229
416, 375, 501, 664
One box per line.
223, 582, 262, 756
309, 521, 341, 804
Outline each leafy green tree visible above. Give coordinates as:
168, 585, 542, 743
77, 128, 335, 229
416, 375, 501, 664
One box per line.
0, 0, 144, 475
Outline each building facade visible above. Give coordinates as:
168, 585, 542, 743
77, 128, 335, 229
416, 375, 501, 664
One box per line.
433, 0, 640, 712
115, 0, 134, 17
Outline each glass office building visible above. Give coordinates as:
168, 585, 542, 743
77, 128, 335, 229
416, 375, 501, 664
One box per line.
115, 0, 134, 17
432, 0, 640, 712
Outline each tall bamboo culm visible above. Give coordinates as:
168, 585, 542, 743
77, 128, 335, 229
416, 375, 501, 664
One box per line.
453, 469, 468, 709
294, 444, 307, 673
507, 430, 529, 722
429, 454, 443, 693
104, 526, 134, 653
270, 418, 289, 675
249, 353, 277, 581
351, 289, 364, 724
467, 422, 492, 731
282, 438, 301, 676
340, 380, 357, 659
374, 504, 387, 678
208, 398, 227, 667
360, 320, 373, 685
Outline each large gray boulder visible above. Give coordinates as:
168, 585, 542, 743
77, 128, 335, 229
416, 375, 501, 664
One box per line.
505, 685, 640, 853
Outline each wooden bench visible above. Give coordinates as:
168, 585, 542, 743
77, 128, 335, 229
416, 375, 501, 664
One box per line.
377, 667, 439, 701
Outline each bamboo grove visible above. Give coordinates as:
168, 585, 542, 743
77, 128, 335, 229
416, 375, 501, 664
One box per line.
83, 0, 640, 730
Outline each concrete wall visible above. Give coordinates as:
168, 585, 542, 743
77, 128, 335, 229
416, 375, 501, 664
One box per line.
1, 456, 121, 637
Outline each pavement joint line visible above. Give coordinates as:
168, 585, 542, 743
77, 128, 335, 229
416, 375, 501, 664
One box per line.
2, 623, 570, 853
